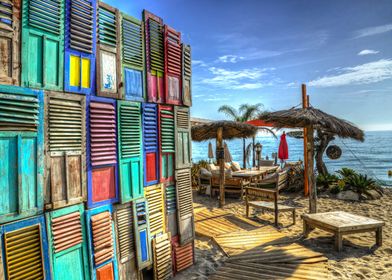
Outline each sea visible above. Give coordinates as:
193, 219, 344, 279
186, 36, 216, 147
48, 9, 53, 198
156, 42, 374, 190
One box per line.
192, 130, 392, 186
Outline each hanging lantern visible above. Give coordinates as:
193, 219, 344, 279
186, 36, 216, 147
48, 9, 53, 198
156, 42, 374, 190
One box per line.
326, 145, 342, 160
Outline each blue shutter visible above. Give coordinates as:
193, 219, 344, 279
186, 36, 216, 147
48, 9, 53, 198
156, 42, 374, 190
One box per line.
142, 103, 159, 186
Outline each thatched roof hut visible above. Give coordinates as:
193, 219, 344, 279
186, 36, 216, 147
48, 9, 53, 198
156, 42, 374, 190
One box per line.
259, 107, 364, 141
191, 121, 257, 142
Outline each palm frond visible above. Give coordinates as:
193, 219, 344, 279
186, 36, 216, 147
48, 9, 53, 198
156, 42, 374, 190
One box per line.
218, 105, 240, 121
257, 127, 278, 139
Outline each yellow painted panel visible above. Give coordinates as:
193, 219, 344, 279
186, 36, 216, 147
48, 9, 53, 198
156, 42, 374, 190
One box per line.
81, 58, 91, 88
70, 55, 81, 87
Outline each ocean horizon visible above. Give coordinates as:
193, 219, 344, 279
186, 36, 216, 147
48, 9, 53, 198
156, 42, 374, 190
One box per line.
192, 130, 392, 186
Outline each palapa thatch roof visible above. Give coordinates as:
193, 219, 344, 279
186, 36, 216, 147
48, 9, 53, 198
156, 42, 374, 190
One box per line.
191, 121, 257, 142
259, 107, 364, 141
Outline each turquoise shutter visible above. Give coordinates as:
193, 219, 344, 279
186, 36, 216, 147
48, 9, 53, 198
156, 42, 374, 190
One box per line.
175, 106, 191, 169
118, 101, 143, 202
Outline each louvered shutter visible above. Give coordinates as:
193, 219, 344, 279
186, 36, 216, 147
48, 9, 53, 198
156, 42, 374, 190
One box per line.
165, 185, 178, 236
0, 239, 3, 280
121, 14, 145, 101
143, 10, 164, 103
153, 233, 173, 280
46, 204, 90, 280
64, 0, 96, 94
133, 198, 152, 270
182, 44, 192, 106
45, 91, 86, 209
2, 216, 51, 280
0, 85, 44, 224
175, 169, 195, 245
159, 105, 175, 183
144, 184, 165, 237
175, 107, 191, 169
86, 205, 118, 280
21, 0, 64, 90
0, 0, 20, 85
96, 2, 120, 98
164, 25, 182, 105
87, 97, 118, 208
114, 204, 135, 262
171, 235, 194, 274
118, 101, 143, 202
143, 103, 159, 186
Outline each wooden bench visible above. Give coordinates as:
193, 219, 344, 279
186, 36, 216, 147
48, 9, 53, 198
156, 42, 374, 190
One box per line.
302, 211, 385, 252
245, 170, 295, 227
211, 176, 250, 199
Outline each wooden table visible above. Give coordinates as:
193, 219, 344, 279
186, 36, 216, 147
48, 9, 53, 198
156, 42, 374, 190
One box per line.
232, 166, 278, 180
302, 211, 385, 252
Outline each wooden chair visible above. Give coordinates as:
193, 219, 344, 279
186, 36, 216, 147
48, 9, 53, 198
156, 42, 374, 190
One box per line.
211, 176, 250, 199
245, 170, 295, 227
197, 172, 211, 195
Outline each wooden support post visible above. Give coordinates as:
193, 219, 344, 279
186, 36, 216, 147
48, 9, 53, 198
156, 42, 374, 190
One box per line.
217, 127, 225, 207
302, 84, 309, 196
252, 136, 256, 167
307, 125, 317, 213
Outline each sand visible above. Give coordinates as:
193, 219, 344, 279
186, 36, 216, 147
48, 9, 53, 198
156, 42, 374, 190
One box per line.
174, 188, 392, 280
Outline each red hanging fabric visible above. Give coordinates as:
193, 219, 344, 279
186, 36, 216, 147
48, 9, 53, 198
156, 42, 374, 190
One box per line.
278, 132, 289, 160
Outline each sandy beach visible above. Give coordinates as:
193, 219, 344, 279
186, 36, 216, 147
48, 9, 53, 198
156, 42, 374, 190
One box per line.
175, 188, 392, 280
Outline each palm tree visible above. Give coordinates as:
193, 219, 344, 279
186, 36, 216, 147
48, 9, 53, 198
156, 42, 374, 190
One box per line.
218, 103, 262, 168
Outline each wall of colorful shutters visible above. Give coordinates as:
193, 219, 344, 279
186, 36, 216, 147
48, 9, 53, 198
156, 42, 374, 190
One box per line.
21, 0, 64, 90
0, 0, 20, 85
0, 85, 44, 224
0, 2, 194, 279
64, 0, 96, 94
87, 95, 118, 208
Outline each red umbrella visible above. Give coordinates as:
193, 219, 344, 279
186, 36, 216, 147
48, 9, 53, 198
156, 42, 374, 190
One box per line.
278, 132, 289, 161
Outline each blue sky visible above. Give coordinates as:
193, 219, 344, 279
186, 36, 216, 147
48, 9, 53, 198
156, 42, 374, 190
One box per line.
106, 0, 392, 131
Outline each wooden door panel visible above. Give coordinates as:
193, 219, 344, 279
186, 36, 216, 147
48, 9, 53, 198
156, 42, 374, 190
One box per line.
92, 166, 116, 202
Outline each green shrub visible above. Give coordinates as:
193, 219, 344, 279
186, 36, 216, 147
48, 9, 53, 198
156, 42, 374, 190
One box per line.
317, 173, 339, 190
336, 168, 357, 179
345, 173, 377, 194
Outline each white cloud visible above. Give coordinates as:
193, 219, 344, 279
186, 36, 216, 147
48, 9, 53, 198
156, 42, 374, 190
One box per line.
217, 55, 244, 63
309, 59, 392, 87
358, 49, 380, 56
200, 66, 275, 90
353, 24, 392, 39
192, 60, 207, 67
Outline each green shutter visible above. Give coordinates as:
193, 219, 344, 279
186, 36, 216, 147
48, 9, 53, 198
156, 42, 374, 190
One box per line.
175, 107, 191, 169
160, 109, 175, 153
122, 15, 144, 70
98, 6, 117, 47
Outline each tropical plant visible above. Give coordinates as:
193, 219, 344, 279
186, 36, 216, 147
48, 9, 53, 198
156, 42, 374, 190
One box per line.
191, 160, 209, 187
344, 173, 377, 194
336, 167, 357, 179
218, 103, 275, 168
316, 173, 339, 191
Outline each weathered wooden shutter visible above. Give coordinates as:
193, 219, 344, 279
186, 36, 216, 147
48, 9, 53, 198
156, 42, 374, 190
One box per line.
21, 0, 64, 90
113, 203, 139, 280
45, 91, 86, 209
46, 204, 90, 279
96, 2, 121, 98
159, 105, 175, 183
118, 101, 143, 202
87, 96, 118, 208
175, 169, 195, 245
171, 235, 194, 274
2, 216, 51, 280
165, 184, 178, 236
182, 44, 192, 106
0, 85, 44, 224
143, 103, 159, 186
86, 205, 119, 280
175, 107, 191, 169
121, 14, 145, 101
153, 233, 173, 280
143, 10, 164, 103
0, 0, 20, 85
164, 25, 182, 105
144, 184, 165, 237
64, 0, 96, 94
0, 238, 3, 280
133, 198, 152, 270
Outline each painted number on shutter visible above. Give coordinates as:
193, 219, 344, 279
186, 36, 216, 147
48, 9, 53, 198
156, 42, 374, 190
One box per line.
0, 93, 39, 131
144, 184, 165, 236
114, 204, 135, 261
90, 101, 116, 166
175, 169, 194, 245
52, 211, 83, 253
91, 211, 114, 266
182, 44, 192, 106
153, 233, 172, 280
4, 225, 45, 279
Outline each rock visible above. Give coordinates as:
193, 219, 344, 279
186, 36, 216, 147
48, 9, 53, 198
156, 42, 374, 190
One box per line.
364, 189, 382, 200
337, 190, 360, 201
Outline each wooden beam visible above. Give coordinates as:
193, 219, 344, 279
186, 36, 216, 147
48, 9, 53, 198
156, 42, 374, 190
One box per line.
307, 125, 317, 213
217, 127, 225, 207
302, 84, 309, 196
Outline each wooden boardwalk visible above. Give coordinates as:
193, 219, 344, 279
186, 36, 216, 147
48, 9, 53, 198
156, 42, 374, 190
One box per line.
194, 207, 329, 280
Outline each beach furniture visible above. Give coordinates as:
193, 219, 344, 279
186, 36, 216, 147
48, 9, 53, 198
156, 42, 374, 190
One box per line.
302, 211, 385, 252
245, 170, 295, 226
211, 176, 250, 199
